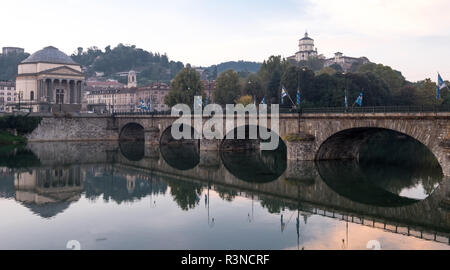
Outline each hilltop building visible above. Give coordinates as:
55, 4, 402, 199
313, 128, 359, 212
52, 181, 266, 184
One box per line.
288, 32, 319, 62
324, 52, 370, 72
12, 46, 84, 112
288, 32, 370, 72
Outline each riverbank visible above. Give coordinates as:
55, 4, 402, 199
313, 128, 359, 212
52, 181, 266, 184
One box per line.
0, 131, 26, 145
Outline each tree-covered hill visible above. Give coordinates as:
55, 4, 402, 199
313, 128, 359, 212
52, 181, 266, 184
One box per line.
71, 44, 184, 85
202, 61, 262, 80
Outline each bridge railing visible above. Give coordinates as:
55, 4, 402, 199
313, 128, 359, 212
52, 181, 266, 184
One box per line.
298, 105, 450, 114
111, 105, 450, 116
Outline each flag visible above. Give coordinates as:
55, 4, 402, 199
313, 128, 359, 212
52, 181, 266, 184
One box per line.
345, 92, 348, 108
281, 86, 288, 105
281, 86, 288, 98
438, 73, 447, 90
355, 92, 363, 106
261, 96, 266, 105
205, 97, 209, 106
296, 89, 301, 105
437, 84, 440, 100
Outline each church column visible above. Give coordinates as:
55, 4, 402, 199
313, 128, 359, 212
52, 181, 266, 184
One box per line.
48, 79, 54, 102
77, 81, 82, 104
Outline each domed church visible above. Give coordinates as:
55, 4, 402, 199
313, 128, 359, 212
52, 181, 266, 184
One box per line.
14, 46, 84, 112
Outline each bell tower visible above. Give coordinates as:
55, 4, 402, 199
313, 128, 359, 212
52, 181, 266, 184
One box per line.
127, 70, 137, 88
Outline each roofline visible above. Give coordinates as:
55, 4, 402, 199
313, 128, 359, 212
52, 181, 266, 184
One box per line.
19, 60, 80, 66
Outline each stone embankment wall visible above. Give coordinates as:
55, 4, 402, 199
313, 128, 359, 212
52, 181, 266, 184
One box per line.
26, 116, 118, 142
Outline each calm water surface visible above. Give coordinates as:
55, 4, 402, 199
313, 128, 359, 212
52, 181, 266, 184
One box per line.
0, 134, 449, 250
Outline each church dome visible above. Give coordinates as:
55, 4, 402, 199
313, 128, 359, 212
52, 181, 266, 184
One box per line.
21, 46, 78, 65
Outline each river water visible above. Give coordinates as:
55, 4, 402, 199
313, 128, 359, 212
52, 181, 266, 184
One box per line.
0, 132, 449, 250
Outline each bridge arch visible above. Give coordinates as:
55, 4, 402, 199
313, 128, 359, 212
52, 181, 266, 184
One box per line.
315, 127, 443, 169
119, 122, 145, 141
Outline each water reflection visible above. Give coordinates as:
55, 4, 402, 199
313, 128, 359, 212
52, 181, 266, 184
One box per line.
0, 141, 448, 249
160, 143, 200, 171
221, 149, 286, 183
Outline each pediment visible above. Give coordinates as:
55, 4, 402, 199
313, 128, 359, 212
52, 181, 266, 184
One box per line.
40, 66, 84, 76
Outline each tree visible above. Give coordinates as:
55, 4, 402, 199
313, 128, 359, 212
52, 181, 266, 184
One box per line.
281, 65, 301, 103
317, 67, 337, 76
415, 78, 438, 105
242, 73, 264, 102
213, 69, 241, 105
391, 85, 421, 105
258, 56, 289, 104
235, 95, 253, 106
164, 67, 203, 107
357, 63, 405, 95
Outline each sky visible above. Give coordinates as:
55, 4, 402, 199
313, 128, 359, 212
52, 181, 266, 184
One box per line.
1, 0, 449, 81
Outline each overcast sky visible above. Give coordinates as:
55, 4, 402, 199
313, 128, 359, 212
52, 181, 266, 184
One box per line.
1, 0, 449, 81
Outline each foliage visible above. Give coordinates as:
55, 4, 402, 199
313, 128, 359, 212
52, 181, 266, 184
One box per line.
0, 131, 26, 145
213, 69, 241, 105
357, 63, 406, 95
235, 95, 253, 106
0, 116, 42, 134
164, 67, 203, 107
204, 61, 261, 79
241, 73, 264, 102
296, 56, 325, 71
71, 44, 184, 84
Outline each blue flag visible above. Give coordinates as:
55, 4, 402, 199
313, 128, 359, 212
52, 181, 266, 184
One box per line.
261, 96, 266, 105
205, 97, 209, 106
355, 92, 363, 106
438, 73, 447, 90
296, 89, 301, 105
437, 84, 440, 100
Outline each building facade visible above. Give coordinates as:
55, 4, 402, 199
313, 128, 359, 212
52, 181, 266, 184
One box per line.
0, 81, 16, 112
324, 52, 370, 72
13, 46, 84, 112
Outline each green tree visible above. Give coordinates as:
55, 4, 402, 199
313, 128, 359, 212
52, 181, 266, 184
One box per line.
258, 56, 289, 104
242, 73, 264, 102
357, 63, 405, 95
213, 69, 241, 105
164, 67, 203, 107
415, 78, 438, 105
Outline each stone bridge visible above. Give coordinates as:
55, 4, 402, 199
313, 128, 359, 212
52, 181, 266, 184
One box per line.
27, 111, 450, 175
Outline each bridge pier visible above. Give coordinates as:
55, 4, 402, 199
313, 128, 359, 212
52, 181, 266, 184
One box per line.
200, 138, 221, 151
144, 128, 160, 145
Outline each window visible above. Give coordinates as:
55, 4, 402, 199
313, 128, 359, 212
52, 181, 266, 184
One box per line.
30, 91, 34, 101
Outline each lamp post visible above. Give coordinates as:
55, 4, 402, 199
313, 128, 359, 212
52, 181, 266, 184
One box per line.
18, 91, 23, 111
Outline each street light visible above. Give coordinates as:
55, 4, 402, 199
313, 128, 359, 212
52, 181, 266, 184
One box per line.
18, 91, 23, 111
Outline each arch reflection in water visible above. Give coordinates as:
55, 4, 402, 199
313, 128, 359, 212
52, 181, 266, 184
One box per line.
220, 125, 287, 183
159, 124, 200, 171
316, 130, 443, 207
160, 144, 200, 171
119, 140, 145, 161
